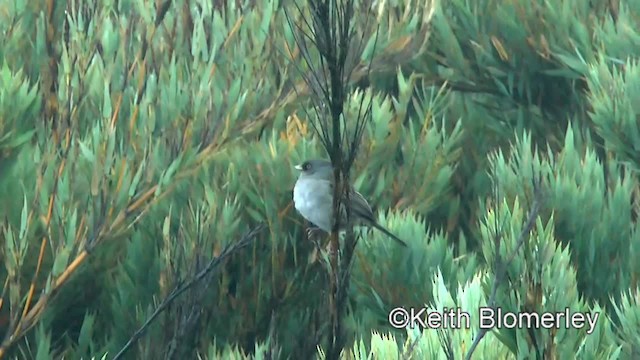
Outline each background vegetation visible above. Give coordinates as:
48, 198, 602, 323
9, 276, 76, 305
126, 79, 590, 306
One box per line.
0, 0, 638, 359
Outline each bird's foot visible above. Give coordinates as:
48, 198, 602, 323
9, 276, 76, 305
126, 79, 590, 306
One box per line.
306, 227, 323, 241
306, 227, 325, 255
305, 227, 324, 265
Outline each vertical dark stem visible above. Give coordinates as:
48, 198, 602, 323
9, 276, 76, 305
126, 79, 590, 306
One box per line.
284, 1, 373, 358
43, 0, 62, 133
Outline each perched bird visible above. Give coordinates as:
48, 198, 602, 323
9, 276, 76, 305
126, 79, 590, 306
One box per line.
292, 159, 407, 247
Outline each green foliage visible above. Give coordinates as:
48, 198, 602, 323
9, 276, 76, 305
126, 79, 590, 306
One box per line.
0, 0, 639, 358
586, 57, 640, 167
489, 129, 638, 307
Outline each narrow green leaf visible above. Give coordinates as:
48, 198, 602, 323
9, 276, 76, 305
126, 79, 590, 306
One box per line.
162, 213, 171, 239
4, 130, 35, 148
66, 209, 78, 247
102, 81, 112, 118
245, 207, 264, 222
19, 191, 28, 240
129, 161, 145, 197
52, 249, 71, 277
35, 325, 52, 360
78, 140, 96, 163
4, 226, 15, 267
162, 155, 183, 187
77, 313, 96, 357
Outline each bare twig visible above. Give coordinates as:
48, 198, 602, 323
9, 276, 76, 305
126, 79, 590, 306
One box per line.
464, 178, 543, 360
401, 331, 422, 360
112, 224, 265, 360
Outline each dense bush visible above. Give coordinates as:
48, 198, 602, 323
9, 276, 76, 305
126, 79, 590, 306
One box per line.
0, 0, 638, 359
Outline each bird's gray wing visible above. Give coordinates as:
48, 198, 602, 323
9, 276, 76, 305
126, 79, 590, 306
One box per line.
317, 180, 375, 224
348, 187, 407, 247
347, 187, 375, 221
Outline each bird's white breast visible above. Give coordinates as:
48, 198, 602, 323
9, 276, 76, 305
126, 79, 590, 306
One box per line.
293, 178, 333, 232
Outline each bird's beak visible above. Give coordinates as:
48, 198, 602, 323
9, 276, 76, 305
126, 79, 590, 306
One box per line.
294, 164, 303, 171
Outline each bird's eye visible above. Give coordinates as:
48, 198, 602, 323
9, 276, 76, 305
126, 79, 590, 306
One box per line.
303, 162, 311, 170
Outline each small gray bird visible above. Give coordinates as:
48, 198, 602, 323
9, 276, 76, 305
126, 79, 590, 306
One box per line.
293, 159, 407, 247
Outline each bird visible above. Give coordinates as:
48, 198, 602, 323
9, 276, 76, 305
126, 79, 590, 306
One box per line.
292, 159, 407, 247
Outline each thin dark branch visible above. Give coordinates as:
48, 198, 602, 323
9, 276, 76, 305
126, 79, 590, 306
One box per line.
283, 6, 332, 148
288, 14, 329, 102
112, 224, 266, 360
438, 328, 455, 360
401, 332, 422, 360
464, 177, 543, 360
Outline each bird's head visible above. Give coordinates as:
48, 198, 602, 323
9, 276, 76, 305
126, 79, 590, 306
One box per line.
294, 159, 333, 179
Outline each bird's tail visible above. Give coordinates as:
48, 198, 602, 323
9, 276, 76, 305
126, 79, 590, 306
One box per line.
370, 222, 408, 247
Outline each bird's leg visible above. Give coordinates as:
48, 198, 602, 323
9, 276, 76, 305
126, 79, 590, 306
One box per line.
306, 226, 323, 240
306, 226, 324, 253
